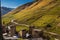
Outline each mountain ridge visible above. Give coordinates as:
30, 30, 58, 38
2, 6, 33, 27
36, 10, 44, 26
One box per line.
2, 1, 36, 17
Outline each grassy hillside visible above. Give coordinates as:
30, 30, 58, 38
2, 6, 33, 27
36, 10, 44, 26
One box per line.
2, 0, 60, 36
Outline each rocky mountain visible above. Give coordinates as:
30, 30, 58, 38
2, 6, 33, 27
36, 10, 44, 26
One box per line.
1, 7, 14, 15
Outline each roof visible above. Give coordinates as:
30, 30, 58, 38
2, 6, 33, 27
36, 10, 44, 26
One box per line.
33, 29, 42, 31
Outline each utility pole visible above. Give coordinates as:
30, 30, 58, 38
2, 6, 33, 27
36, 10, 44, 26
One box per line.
0, 24, 4, 40
0, 3, 4, 40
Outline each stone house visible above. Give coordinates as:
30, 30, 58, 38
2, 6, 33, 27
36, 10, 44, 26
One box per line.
7, 25, 16, 37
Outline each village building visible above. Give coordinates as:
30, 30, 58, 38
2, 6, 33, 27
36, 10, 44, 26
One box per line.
6, 25, 16, 37
32, 29, 42, 38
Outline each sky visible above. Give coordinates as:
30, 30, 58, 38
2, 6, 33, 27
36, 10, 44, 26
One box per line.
1, 0, 34, 8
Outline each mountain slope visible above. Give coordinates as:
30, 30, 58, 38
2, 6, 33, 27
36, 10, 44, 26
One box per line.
2, 0, 60, 35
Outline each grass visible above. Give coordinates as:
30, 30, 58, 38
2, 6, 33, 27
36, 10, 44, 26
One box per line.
32, 15, 58, 26
17, 38, 23, 40
16, 25, 29, 32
